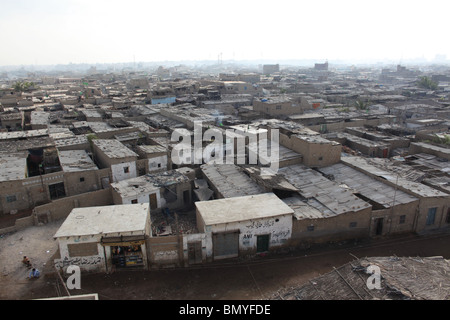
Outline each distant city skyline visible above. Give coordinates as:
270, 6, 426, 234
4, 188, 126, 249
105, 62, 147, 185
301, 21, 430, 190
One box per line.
1, 0, 449, 67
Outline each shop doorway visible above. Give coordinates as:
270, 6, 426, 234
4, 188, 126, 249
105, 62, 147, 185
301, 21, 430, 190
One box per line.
111, 245, 144, 268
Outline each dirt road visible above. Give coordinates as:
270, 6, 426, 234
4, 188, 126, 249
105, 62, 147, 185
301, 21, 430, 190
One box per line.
2, 232, 449, 300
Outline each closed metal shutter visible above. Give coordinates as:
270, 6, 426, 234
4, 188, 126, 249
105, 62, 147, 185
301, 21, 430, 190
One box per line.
213, 231, 239, 260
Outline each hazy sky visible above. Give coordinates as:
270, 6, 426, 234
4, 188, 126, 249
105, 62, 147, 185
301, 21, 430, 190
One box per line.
1, 0, 449, 66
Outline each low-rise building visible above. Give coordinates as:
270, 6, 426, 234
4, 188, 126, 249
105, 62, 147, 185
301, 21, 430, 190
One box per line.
342, 156, 450, 234
0, 112, 24, 131
318, 163, 420, 236
58, 150, 101, 196
200, 164, 264, 199
253, 96, 303, 116
111, 169, 192, 212
30, 111, 50, 130
92, 139, 138, 183
195, 193, 294, 260
53, 203, 151, 272
278, 164, 373, 244
137, 144, 169, 172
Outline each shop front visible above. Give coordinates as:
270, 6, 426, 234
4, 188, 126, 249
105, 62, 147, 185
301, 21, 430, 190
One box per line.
101, 235, 148, 270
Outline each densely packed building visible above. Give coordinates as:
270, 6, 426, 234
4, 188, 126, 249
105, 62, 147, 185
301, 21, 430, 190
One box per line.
0, 62, 449, 272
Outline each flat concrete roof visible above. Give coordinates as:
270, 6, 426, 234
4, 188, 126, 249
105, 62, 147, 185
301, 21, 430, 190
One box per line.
54, 203, 150, 238
247, 139, 302, 163
201, 164, 264, 198
0, 152, 27, 182
196, 193, 294, 225
296, 134, 341, 145
30, 111, 50, 125
93, 139, 138, 159
229, 124, 268, 136
110, 175, 160, 198
0, 129, 48, 140
337, 132, 389, 148
138, 144, 167, 154
410, 142, 450, 156
126, 121, 151, 132
58, 150, 98, 172
81, 109, 103, 118
54, 135, 89, 148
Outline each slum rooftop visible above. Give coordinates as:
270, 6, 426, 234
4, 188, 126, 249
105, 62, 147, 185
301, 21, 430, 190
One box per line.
53, 135, 89, 148
201, 163, 265, 198
0, 129, 49, 140
247, 139, 303, 164
252, 119, 319, 135
282, 196, 329, 220
93, 139, 138, 159
334, 132, 390, 148
137, 144, 167, 154
318, 163, 418, 208
341, 156, 448, 198
110, 175, 160, 198
146, 169, 191, 187
58, 150, 98, 172
278, 164, 371, 216
296, 134, 341, 145
196, 193, 294, 226
0, 136, 55, 152
367, 155, 450, 194
48, 126, 76, 140
0, 152, 27, 182
53, 203, 150, 238
30, 111, 50, 126
410, 142, 450, 157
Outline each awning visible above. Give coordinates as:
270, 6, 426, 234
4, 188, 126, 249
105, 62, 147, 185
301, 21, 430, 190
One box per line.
101, 235, 146, 247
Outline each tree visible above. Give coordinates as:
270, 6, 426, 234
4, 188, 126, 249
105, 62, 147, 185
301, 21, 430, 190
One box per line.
354, 99, 370, 110
417, 76, 438, 90
13, 81, 36, 92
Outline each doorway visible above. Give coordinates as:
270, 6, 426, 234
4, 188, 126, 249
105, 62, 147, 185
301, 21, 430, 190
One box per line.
374, 218, 384, 236
256, 234, 270, 253
213, 231, 239, 260
183, 190, 190, 205
188, 242, 202, 265
149, 193, 158, 210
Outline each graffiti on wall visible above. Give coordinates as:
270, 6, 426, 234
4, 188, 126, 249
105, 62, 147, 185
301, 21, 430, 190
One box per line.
54, 256, 103, 269
153, 250, 178, 261
245, 219, 275, 229
270, 229, 291, 244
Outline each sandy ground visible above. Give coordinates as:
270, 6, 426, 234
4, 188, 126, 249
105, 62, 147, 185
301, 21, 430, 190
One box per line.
0, 220, 63, 299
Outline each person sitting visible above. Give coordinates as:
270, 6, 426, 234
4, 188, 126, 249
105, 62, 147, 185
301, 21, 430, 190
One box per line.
28, 268, 40, 279
22, 256, 31, 268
